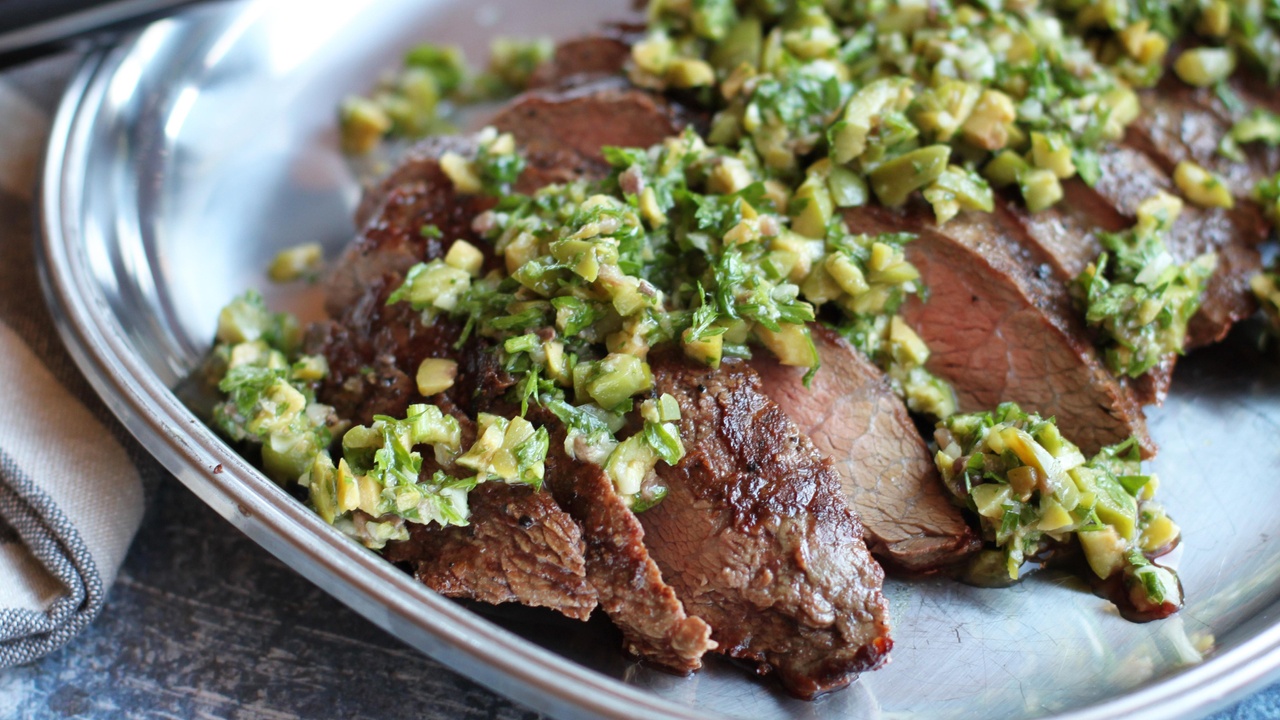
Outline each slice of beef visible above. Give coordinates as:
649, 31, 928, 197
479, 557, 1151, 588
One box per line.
1127, 76, 1280, 202
455, 345, 715, 673
540, 424, 715, 671
527, 32, 633, 89
641, 354, 892, 699
489, 77, 693, 183
339, 135, 497, 315
751, 326, 978, 572
999, 184, 1121, 281
844, 202, 1155, 457
304, 277, 462, 426
383, 481, 597, 620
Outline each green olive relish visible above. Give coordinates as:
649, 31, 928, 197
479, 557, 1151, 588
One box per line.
1054, 0, 1280, 86
207, 292, 336, 485
206, 292, 561, 547
339, 37, 553, 154
1072, 192, 1217, 378
386, 125, 951, 501
306, 405, 551, 548
633, 0, 1147, 213
935, 403, 1181, 614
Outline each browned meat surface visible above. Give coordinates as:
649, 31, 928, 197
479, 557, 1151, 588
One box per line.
751, 326, 978, 572
540, 424, 715, 671
1000, 186, 1116, 280
844, 203, 1155, 457
455, 346, 715, 673
383, 482, 597, 620
1127, 76, 1280, 201
489, 77, 691, 183
341, 79, 685, 301
1131, 355, 1176, 408
338, 136, 496, 315
351, 136, 492, 254
641, 354, 892, 699
527, 33, 632, 89
304, 279, 462, 426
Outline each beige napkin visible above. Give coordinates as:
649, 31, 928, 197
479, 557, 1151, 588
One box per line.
0, 56, 145, 666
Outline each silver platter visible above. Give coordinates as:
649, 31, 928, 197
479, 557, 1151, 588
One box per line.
36, 1, 1280, 717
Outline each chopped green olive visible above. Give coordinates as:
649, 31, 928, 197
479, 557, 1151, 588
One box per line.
1173, 47, 1235, 87
1174, 161, 1234, 209
868, 145, 950, 207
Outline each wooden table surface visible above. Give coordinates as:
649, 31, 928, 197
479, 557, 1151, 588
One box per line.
1, 475, 543, 720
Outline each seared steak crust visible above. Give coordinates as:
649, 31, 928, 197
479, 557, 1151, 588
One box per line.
752, 327, 978, 572
304, 281, 460, 426
540, 425, 716, 671
383, 482, 598, 620
456, 346, 715, 673
527, 32, 633, 89
344, 136, 495, 310
643, 354, 892, 699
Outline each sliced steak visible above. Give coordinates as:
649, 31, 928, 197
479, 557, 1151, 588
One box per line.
844, 203, 1155, 457
642, 354, 892, 699
339, 135, 496, 315
383, 482, 597, 620
304, 278, 461, 426
540, 424, 715, 671
1127, 76, 1280, 202
456, 345, 715, 673
751, 326, 978, 572
489, 77, 692, 183
527, 32, 633, 89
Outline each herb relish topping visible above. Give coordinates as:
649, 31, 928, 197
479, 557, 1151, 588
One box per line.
392, 126, 951, 501
1054, 0, 1280, 86
935, 403, 1181, 614
634, 0, 1145, 213
208, 292, 336, 485
1072, 192, 1217, 378
339, 37, 553, 154
206, 293, 562, 547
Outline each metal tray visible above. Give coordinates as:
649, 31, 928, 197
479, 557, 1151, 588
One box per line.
36, 0, 1280, 717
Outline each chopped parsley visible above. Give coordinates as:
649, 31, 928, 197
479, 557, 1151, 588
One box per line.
1073, 193, 1217, 378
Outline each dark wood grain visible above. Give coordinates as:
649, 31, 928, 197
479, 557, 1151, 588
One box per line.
4, 478, 546, 720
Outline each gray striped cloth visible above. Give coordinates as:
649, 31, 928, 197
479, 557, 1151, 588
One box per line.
0, 54, 145, 667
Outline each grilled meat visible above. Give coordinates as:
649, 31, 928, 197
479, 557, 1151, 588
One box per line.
843, 202, 1156, 456
644, 353, 892, 699
752, 326, 979, 572
384, 481, 597, 620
